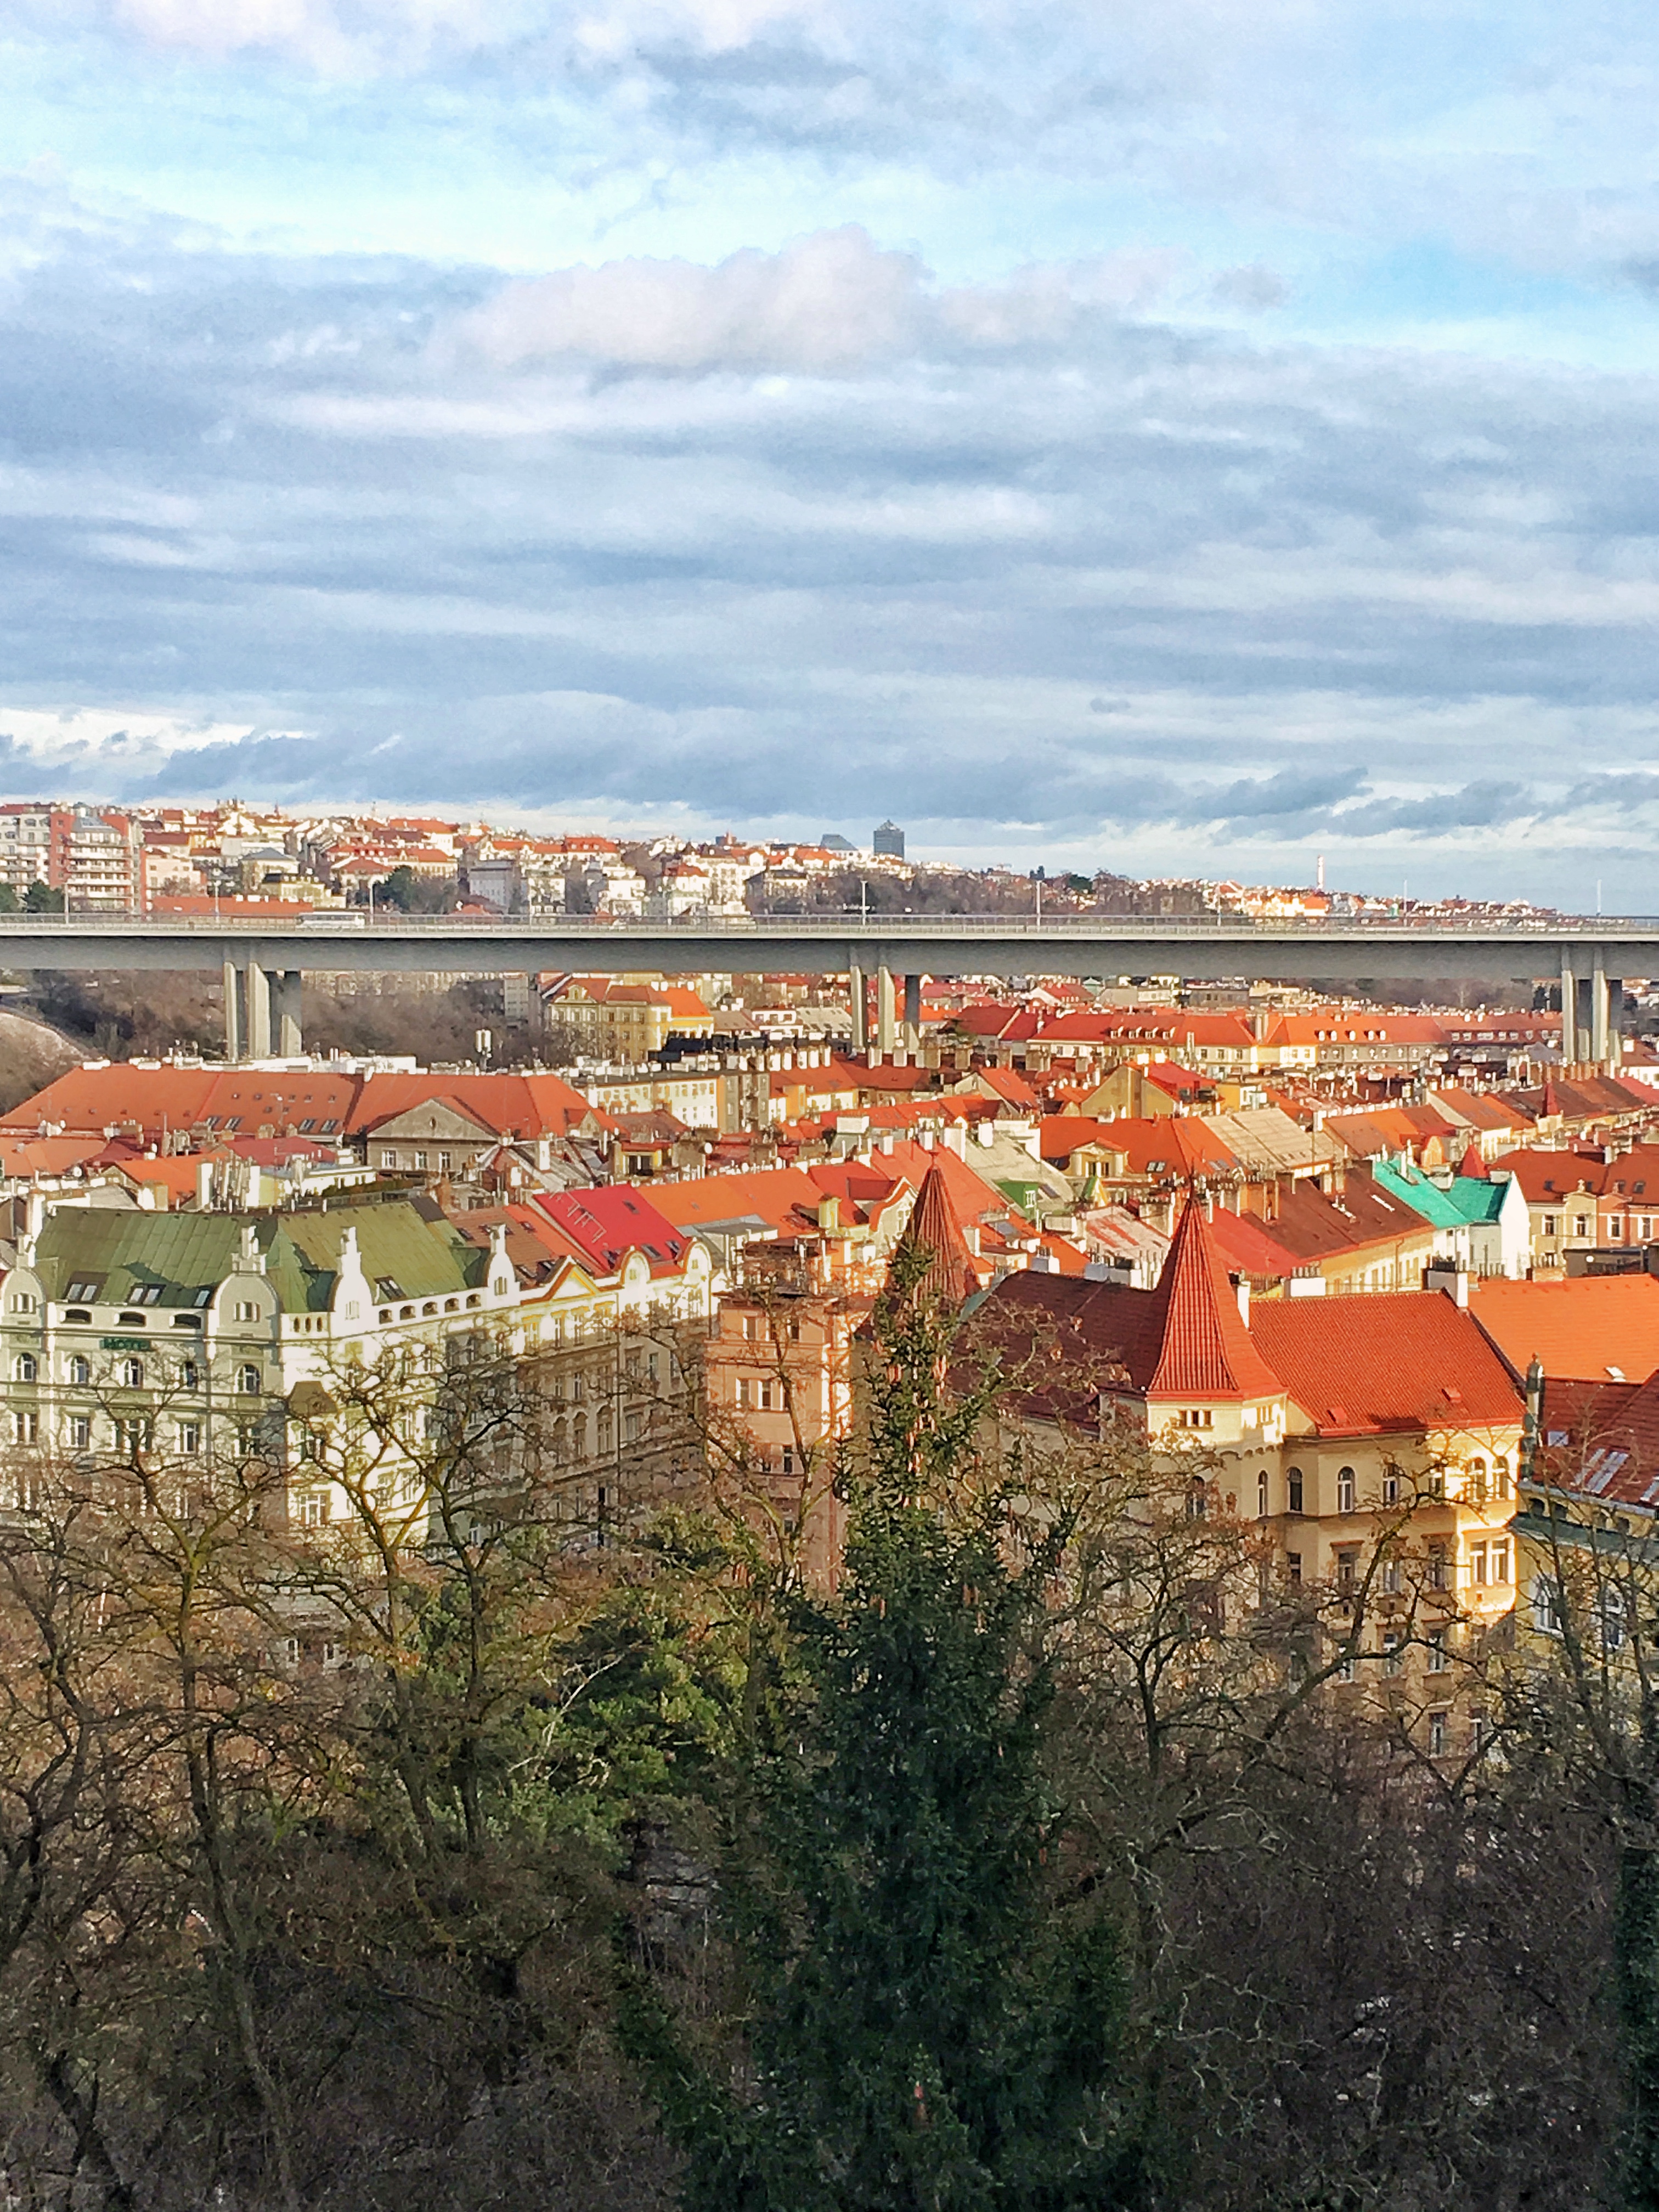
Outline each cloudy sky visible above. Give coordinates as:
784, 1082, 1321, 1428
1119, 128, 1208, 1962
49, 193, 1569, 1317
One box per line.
3, 0, 1659, 901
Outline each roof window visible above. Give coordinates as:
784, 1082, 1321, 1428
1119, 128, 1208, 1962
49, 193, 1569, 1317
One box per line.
64, 1279, 101, 1302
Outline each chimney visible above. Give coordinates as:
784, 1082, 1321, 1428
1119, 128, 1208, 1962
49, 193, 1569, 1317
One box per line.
1233, 1272, 1250, 1328
817, 1194, 840, 1231
196, 1160, 215, 1210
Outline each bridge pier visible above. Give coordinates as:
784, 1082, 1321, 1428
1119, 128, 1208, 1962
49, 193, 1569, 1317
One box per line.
221, 961, 303, 1062
1559, 950, 1619, 1073
274, 970, 303, 1057
876, 964, 896, 1056
848, 958, 867, 1052
903, 972, 922, 1051
222, 960, 242, 1062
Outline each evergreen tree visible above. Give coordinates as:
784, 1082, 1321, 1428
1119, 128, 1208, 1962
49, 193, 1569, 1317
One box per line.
621, 1248, 1145, 2211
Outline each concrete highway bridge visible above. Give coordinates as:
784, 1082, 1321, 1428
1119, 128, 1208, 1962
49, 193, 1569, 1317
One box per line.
0, 910, 1650, 1062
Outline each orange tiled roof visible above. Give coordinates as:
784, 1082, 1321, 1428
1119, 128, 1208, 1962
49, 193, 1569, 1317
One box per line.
1470, 1274, 1659, 1385
1251, 1291, 1522, 1435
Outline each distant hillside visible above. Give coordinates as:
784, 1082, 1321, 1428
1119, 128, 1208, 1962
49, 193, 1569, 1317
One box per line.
0, 1008, 82, 1116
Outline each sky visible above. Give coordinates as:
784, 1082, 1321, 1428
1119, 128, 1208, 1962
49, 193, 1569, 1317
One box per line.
3, 2, 1659, 904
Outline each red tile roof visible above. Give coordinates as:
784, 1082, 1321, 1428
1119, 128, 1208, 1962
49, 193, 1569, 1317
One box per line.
1250, 1291, 1522, 1436
1, 1064, 600, 1144
1470, 1274, 1659, 1385
530, 1186, 692, 1277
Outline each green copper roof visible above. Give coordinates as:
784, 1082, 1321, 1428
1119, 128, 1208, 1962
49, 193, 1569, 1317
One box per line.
28, 1200, 482, 1314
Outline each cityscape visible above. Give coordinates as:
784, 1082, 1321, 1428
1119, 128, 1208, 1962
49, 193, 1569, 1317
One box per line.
5, 0, 1659, 2198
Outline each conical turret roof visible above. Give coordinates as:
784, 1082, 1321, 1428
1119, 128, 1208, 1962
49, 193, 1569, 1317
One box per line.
895, 1160, 977, 1308
1143, 1197, 1284, 1402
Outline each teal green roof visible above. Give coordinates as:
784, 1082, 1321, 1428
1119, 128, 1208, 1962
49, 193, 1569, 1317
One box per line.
1372, 1157, 1509, 1229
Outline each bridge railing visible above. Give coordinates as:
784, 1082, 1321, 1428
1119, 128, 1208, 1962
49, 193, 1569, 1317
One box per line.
0, 909, 1641, 936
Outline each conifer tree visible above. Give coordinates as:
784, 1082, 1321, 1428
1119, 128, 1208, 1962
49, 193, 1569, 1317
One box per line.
621, 1245, 1145, 2211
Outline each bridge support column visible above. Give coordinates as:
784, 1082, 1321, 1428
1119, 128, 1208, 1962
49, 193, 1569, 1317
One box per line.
1562, 950, 1579, 1065
876, 963, 896, 1056
903, 972, 922, 1051
848, 958, 867, 1052
245, 964, 272, 1059
1592, 951, 1609, 1069
274, 970, 303, 1057
222, 960, 243, 1063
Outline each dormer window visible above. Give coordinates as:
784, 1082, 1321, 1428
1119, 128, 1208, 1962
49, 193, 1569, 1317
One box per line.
1177, 1408, 1214, 1429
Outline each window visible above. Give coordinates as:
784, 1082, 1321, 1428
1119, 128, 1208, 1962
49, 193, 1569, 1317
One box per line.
1381, 1555, 1403, 1595
1186, 1481, 1207, 1522
178, 1421, 200, 1454
237, 1365, 261, 1395
234, 1300, 258, 1323
380, 1149, 396, 1169
1287, 1466, 1305, 1514
1491, 1457, 1511, 1501
414, 1150, 428, 1171
1287, 1553, 1302, 1586
67, 1353, 91, 1385
1490, 1539, 1510, 1585
12, 1412, 37, 1444
1335, 1648, 1358, 1684
13, 1354, 36, 1383
1178, 1408, 1214, 1429
1467, 1456, 1486, 1501
1383, 1470, 1400, 1505
1426, 1627, 1450, 1673
1427, 1543, 1449, 1590
1611, 1217, 1624, 1240
180, 1359, 199, 1391
1337, 1465, 1356, 1514
1381, 1630, 1402, 1676
1427, 1709, 1448, 1757
1532, 1575, 1564, 1634
235, 1424, 259, 1458
1602, 1586, 1627, 1654
129, 1284, 162, 1307
321, 1641, 345, 1669
115, 1418, 151, 1455
1574, 1215, 1590, 1238
299, 1494, 326, 1527
65, 1280, 100, 1302
1470, 1543, 1487, 1587
8, 1291, 36, 1314
67, 1415, 91, 1451
1543, 1214, 1558, 1236
1257, 1471, 1268, 1520
438, 1151, 453, 1172
119, 1357, 143, 1389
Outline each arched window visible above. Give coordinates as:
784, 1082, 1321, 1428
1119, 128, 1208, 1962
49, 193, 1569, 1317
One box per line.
13, 1353, 36, 1384
119, 1357, 143, 1389
1468, 1455, 1487, 1503
1287, 1466, 1305, 1514
1491, 1455, 1511, 1500
1257, 1470, 1268, 1520
1337, 1465, 1356, 1514
237, 1364, 261, 1396
67, 1354, 91, 1385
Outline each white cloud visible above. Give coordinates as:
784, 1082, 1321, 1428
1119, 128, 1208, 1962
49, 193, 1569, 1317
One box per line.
453, 229, 1180, 375
457, 226, 927, 372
